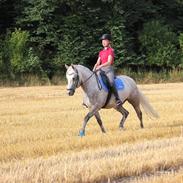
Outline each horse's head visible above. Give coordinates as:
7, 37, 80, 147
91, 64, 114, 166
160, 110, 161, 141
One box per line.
65, 64, 80, 96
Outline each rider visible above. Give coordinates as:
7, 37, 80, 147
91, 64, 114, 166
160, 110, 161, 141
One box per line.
93, 33, 122, 107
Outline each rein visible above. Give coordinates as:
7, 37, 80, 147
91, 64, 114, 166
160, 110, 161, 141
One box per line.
81, 71, 95, 85
81, 70, 102, 90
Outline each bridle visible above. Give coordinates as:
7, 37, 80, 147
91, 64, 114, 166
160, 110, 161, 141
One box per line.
67, 68, 80, 93
67, 68, 102, 93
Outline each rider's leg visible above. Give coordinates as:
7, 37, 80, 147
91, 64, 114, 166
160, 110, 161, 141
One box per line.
102, 66, 122, 107
111, 83, 122, 106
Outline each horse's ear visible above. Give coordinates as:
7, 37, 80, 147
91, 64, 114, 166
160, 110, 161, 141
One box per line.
71, 64, 75, 70
65, 64, 69, 69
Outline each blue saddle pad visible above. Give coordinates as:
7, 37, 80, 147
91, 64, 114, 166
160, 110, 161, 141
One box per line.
99, 77, 125, 92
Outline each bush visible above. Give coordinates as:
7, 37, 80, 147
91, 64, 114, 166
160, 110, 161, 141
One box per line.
0, 49, 2, 74
179, 33, 183, 50
139, 20, 181, 68
179, 33, 183, 68
24, 48, 42, 74
6, 28, 42, 75
8, 28, 29, 73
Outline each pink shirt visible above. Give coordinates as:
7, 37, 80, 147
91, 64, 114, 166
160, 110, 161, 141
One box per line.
99, 47, 115, 65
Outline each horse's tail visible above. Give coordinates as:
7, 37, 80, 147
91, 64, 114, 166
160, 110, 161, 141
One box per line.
139, 90, 159, 119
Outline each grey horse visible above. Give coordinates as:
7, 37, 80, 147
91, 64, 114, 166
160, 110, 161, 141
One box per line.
65, 64, 159, 136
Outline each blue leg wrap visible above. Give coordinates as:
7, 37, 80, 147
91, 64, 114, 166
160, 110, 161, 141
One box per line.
79, 130, 85, 137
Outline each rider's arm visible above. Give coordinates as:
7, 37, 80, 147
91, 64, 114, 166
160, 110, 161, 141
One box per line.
97, 55, 113, 70
93, 57, 101, 71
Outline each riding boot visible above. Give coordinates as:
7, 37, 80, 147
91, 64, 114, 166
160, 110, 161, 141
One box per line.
111, 84, 122, 107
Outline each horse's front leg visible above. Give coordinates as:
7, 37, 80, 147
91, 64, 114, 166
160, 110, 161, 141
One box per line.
79, 106, 99, 137
95, 111, 106, 133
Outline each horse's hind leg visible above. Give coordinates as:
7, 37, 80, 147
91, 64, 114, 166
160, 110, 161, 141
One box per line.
129, 100, 144, 128
95, 111, 106, 133
134, 105, 143, 128
115, 106, 129, 129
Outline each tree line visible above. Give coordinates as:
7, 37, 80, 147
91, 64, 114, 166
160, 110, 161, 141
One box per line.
0, 0, 183, 83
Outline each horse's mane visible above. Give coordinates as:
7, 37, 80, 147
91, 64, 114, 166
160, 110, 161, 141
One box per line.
75, 64, 93, 74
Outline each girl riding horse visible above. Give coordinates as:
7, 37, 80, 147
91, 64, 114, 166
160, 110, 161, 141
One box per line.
93, 33, 122, 107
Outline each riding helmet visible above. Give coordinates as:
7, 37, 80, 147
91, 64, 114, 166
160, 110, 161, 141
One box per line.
99, 34, 112, 41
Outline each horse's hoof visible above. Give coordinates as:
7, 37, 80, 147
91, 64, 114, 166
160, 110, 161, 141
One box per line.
79, 130, 85, 137
119, 127, 125, 131
101, 128, 106, 133
82, 103, 88, 108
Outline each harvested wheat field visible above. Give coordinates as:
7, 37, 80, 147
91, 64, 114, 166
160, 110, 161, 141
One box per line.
0, 83, 183, 183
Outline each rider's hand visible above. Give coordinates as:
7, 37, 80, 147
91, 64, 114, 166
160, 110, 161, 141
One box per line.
96, 65, 102, 70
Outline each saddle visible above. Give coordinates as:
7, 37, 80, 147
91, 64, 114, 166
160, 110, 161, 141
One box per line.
99, 71, 125, 91
99, 70, 111, 90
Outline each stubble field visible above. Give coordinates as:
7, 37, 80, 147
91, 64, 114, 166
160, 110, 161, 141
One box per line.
0, 83, 183, 183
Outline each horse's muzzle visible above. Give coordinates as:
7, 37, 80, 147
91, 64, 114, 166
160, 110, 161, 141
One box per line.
67, 89, 75, 96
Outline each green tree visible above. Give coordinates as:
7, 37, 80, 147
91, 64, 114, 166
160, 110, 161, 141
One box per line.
139, 20, 180, 68
0, 0, 182, 81
179, 33, 183, 66
5, 28, 42, 75
179, 33, 183, 51
8, 28, 29, 73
